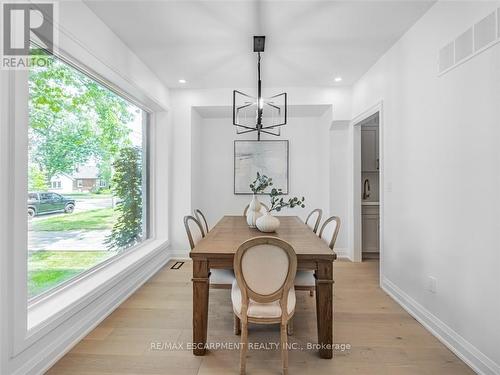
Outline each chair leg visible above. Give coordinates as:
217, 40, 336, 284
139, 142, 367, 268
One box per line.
309, 288, 314, 297
240, 323, 248, 375
280, 323, 289, 375
234, 314, 241, 335
287, 317, 294, 336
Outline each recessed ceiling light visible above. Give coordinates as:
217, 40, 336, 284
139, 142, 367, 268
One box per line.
334, 76, 342, 82
178, 79, 186, 84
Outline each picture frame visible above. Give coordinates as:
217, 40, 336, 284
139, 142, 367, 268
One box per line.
234, 140, 289, 195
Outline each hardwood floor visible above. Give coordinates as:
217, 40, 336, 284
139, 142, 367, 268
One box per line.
47, 260, 474, 375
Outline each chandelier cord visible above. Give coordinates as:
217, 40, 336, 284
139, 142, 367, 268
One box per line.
257, 52, 263, 140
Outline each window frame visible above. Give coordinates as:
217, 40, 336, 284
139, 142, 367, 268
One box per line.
27, 50, 152, 303
6, 45, 165, 356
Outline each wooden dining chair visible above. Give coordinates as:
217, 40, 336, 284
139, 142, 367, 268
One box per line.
305, 208, 323, 233
193, 208, 209, 235
243, 202, 270, 216
295, 216, 341, 296
184, 215, 234, 289
232, 237, 297, 375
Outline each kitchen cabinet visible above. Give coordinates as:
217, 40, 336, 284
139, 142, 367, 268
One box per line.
362, 205, 379, 253
361, 126, 379, 172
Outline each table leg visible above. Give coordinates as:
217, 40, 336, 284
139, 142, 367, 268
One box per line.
192, 259, 209, 356
315, 261, 334, 359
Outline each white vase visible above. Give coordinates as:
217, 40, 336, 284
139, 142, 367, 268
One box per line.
256, 211, 280, 233
246, 195, 263, 228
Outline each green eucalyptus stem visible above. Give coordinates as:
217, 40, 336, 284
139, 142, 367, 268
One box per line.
268, 188, 305, 213
248, 172, 306, 212
249, 172, 273, 194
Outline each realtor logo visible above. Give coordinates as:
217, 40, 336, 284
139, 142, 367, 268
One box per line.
1, 1, 57, 69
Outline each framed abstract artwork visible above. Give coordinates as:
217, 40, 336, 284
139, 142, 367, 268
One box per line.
234, 140, 289, 195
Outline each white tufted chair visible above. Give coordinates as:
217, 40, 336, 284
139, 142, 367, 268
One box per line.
184, 215, 234, 289
232, 237, 297, 375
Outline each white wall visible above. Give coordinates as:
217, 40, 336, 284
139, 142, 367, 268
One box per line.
169, 87, 352, 253
191, 114, 330, 227
0, 2, 172, 374
190, 109, 203, 214
352, 1, 500, 373
329, 121, 350, 253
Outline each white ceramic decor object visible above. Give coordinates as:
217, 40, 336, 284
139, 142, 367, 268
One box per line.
246, 195, 263, 228
256, 211, 280, 233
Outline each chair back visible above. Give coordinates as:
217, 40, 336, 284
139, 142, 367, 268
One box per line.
243, 202, 269, 216
194, 209, 209, 234
184, 215, 205, 250
305, 208, 323, 233
318, 216, 341, 250
234, 237, 296, 307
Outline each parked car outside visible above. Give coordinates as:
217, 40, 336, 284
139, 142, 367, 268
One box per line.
28, 192, 76, 218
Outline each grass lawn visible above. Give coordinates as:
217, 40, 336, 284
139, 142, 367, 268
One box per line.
28, 250, 117, 297
30, 208, 117, 231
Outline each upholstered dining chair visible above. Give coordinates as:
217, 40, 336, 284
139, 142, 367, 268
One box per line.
232, 237, 297, 375
243, 202, 270, 216
193, 208, 209, 235
295, 216, 341, 296
305, 208, 323, 233
184, 215, 234, 289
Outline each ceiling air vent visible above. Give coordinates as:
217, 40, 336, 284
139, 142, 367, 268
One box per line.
438, 7, 500, 76
474, 12, 496, 52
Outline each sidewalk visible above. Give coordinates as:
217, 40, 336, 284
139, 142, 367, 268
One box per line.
28, 230, 110, 251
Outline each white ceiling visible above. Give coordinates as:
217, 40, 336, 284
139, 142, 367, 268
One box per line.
85, 0, 434, 89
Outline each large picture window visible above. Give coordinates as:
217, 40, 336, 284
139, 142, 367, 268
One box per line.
28, 50, 148, 299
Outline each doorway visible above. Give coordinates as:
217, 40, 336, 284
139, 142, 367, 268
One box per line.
359, 113, 380, 260
350, 102, 383, 269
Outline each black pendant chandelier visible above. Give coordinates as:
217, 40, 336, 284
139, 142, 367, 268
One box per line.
233, 36, 287, 141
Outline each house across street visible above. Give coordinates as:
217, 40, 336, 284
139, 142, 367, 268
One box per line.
50, 165, 108, 193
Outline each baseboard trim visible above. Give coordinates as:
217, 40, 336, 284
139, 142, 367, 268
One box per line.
168, 250, 191, 261
16, 250, 172, 375
334, 248, 351, 260
382, 277, 499, 375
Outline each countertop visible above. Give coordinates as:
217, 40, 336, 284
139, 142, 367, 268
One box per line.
362, 201, 379, 206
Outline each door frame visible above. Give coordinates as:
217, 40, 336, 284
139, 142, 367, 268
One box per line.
349, 101, 384, 269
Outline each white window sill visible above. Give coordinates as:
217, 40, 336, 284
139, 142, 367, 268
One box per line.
27, 238, 169, 335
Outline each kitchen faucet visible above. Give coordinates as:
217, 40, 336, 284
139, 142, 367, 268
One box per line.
363, 179, 371, 200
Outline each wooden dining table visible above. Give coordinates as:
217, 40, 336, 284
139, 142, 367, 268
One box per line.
189, 215, 336, 359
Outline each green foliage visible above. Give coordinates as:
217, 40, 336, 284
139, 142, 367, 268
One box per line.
105, 147, 143, 250
29, 50, 134, 180
268, 188, 306, 213
249, 172, 306, 212
249, 172, 273, 194
28, 165, 48, 190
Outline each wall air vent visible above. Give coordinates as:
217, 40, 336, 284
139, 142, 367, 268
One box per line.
454, 28, 473, 63
438, 8, 500, 75
474, 12, 496, 51
438, 42, 454, 72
